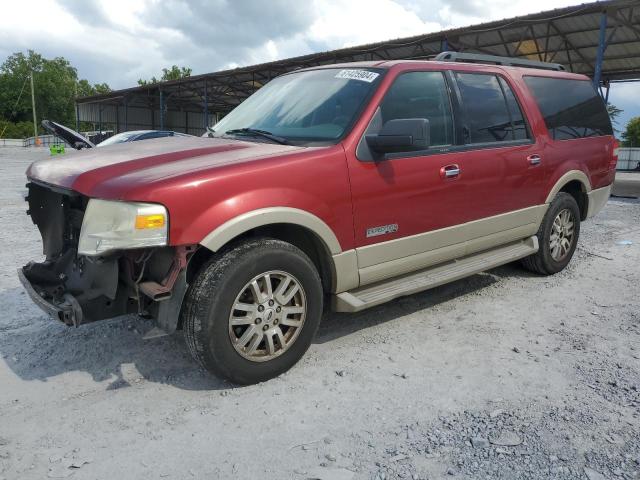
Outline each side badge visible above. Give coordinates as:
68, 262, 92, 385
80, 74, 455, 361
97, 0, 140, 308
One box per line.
366, 224, 399, 238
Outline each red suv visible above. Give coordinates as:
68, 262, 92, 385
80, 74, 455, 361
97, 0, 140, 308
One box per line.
20, 52, 617, 384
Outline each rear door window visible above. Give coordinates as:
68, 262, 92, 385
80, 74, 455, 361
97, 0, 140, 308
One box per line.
499, 77, 528, 141
523, 76, 612, 140
454, 73, 529, 144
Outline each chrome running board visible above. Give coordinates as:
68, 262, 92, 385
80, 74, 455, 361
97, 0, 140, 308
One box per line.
333, 236, 538, 312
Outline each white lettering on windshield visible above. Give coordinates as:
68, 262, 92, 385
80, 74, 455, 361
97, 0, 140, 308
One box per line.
335, 69, 380, 83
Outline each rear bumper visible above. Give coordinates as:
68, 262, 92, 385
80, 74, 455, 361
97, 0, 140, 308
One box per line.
586, 184, 612, 218
17, 267, 83, 326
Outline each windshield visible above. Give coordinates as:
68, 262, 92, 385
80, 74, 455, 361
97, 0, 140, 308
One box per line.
211, 68, 383, 144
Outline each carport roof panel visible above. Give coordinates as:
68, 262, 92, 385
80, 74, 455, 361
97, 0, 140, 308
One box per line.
76, 0, 640, 110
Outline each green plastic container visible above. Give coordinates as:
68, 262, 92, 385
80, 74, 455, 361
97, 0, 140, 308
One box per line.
49, 144, 65, 156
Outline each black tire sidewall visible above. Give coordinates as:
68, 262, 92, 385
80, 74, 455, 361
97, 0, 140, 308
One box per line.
196, 241, 323, 384
538, 193, 581, 274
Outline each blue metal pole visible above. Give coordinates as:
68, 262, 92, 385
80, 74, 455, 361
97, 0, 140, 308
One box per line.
441, 38, 448, 52
203, 82, 208, 130
593, 11, 607, 89
159, 90, 164, 130
75, 103, 80, 132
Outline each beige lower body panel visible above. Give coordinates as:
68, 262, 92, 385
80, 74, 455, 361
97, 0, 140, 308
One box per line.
331, 204, 549, 308
356, 205, 547, 286
334, 236, 539, 312
331, 250, 359, 293
586, 184, 612, 218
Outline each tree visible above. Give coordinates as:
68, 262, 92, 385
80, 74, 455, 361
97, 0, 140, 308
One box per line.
77, 79, 112, 98
606, 104, 623, 133
622, 117, 640, 147
138, 65, 192, 86
0, 51, 78, 128
0, 50, 110, 137
0, 119, 34, 138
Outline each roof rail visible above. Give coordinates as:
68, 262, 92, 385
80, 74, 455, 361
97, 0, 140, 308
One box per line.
434, 51, 566, 72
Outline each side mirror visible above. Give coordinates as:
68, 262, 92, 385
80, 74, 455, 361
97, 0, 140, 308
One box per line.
365, 118, 430, 154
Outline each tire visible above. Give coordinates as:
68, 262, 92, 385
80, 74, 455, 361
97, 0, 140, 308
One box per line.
521, 192, 581, 275
182, 238, 323, 385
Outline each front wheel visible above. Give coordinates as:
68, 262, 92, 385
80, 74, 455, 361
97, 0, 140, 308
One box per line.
521, 192, 581, 275
182, 239, 323, 385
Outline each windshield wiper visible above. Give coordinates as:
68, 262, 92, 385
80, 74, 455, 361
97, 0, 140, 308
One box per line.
225, 128, 289, 145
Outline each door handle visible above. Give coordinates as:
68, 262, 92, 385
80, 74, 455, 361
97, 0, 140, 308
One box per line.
440, 164, 460, 178
527, 154, 542, 166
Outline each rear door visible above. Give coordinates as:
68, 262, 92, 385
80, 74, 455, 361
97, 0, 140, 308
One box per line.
449, 71, 545, 219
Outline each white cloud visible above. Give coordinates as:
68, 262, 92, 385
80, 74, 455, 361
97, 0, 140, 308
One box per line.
0, 0, 638, 127
608, 83, 640, 132
308, 0, 442, 48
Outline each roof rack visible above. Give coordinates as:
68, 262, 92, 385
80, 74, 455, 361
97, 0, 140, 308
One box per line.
434, 51, 566, 72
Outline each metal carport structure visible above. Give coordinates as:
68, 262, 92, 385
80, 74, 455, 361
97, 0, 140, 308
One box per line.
75, 0, 640, 136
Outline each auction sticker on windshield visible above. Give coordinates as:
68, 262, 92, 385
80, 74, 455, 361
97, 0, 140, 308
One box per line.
335, 69, 380, 83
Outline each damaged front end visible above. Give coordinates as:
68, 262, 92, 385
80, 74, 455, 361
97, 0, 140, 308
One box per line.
19, 182, 195, 332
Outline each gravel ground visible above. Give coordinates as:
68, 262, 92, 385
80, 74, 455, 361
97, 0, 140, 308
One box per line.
0, 147, 638, 480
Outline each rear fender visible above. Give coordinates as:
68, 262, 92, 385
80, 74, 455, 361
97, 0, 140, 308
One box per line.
544, 170, 591, 204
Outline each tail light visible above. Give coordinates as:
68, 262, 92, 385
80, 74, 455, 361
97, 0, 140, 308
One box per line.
610, 138, 619, 170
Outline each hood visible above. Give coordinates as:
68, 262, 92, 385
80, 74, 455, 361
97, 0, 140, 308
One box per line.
41, 120, 95, 149
27, 136, 305, 198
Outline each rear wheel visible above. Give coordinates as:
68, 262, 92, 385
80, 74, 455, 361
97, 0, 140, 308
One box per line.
521, 192, 581, 275
182, 238, 323, 385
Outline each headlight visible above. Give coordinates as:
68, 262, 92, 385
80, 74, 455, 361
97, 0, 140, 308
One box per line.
78, 199, 168, 256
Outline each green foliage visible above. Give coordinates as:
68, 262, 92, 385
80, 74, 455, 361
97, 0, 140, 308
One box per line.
77, 79, 112, 98
138, 65, 192, 86
606, 104, 623, 131
0, 119, 34, 138
93, 82, 111, 94
0, 50, 111, 138
0, 50, 77, 129
622, 117, 640, 147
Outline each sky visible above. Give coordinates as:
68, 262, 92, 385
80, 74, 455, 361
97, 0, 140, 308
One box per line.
1, 0, 638, 129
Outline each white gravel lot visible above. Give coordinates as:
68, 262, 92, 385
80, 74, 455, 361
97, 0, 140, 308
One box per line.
0, 147, 638, 480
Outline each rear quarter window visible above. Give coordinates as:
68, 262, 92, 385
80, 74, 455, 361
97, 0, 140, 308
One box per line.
523, 76, 612, 140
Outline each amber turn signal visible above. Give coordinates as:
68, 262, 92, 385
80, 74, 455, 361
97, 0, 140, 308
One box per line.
135, 214, 165, 229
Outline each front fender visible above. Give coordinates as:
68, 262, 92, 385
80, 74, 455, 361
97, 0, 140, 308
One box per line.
200, 206, 343, 255
174, 185, 348, 253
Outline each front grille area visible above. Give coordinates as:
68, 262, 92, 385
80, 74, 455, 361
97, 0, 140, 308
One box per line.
26, 182, 87, 260
21, 182, 186, 328
22, 182, 131, 325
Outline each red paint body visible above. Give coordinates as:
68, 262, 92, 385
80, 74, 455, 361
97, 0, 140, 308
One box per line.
27, 61, 616, 252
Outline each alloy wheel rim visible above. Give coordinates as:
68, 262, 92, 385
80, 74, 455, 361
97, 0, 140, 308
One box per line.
228, 270, 306, 362
549, 208, 575, 261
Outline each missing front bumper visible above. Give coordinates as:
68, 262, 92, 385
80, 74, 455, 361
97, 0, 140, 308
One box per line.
18, 252, 129, 327
18, 246, 194, 332
21, 182, 192, 331
18, 267, 83, 326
